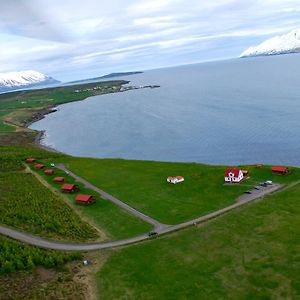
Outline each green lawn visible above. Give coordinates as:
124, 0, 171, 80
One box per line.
96, 182, 300, 300
31, 161, 152, 240
57, 158, 300, 224
0, 110, 16, 132
0, 121, 16, 132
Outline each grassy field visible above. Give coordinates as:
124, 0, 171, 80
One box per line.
30, 160, 152, 239
57, 157, 300, 224
0, 110, 16, 132
96, 182, 300, 300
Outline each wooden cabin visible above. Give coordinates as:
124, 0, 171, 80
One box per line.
61, 183, 80, 193
34, 164, 45, 170
272, 166, 289, 175
44, 169, 55, 175
53, 177, 65, 183
25, 158, 36, 163
75, 194, 96, 205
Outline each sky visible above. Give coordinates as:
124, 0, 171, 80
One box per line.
1, 0, 300, 82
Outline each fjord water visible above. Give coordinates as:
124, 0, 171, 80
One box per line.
30, 55, 300, 166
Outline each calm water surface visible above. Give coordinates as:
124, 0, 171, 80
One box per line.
30, 55, 300, 166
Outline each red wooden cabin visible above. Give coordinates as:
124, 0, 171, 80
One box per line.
44, 169, 55, 175
53, 177, 65, 183
34, 164, 45, 170
75, 194, 96, 205
272, 166, 289, 175
25, 158, 36, 163
61, 183, 80, 193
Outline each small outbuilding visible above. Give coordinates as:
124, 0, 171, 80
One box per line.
53, 177, 65, 183
25, 158, 36, 163
34, 164, 45, 170
167, 176, 184, 184
61, 183, 80, 193
75, 194, 96, 205
44, 169, 55, 175
224, 168, 244, 183
272, 166, 289, 175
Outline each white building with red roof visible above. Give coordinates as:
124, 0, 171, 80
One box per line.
167, 176, 184, 184
224, 168, 244, 183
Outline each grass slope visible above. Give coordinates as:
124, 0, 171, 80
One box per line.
59, 157, 300, 224
97, 183, 300, 300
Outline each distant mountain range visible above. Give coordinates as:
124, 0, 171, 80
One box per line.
240, 29, 300, 58
0, 70, 60, 93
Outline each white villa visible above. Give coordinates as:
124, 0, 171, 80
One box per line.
224, 168, 244, 183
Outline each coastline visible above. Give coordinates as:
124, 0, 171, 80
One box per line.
25, 81, 161, 156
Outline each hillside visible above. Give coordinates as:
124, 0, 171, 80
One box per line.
240, 29, 300, 57
0, 70, 60, 93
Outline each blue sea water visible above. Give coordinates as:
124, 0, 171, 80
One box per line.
30, 54, 300, 166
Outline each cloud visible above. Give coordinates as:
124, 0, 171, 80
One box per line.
1, 0, 300, 81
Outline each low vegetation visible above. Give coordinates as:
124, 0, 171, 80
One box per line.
0, 172, 98, 241
0, 236, 81, 275
0, 144, 63, 160
97, 182, 300, 299
0, 237, 89, 299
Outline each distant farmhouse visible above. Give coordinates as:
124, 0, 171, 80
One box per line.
224, 168, 244, 183
167, 176, 184, 184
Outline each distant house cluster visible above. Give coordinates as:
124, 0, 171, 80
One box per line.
26, 158, 96, 205
74, 85, 118, 93
224, 165, 290, 184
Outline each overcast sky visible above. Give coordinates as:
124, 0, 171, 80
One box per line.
1, 0, 300, 81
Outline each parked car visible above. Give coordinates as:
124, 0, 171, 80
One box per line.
260, 182, 268, 187
148, 231, 158, 237
254, 186, 260, 190
244, 190, 252, 194
265, 180, 273, 185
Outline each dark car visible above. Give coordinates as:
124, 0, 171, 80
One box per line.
260, 182, 267, 187
244, 190, 252, 194
254, 186, 260, 190
148, 231, 158, 237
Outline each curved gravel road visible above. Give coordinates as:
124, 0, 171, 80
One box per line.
0, 183, 283, 251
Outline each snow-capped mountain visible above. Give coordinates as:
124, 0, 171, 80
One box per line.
240, 29, 300, 58
0, 70, 60, 92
